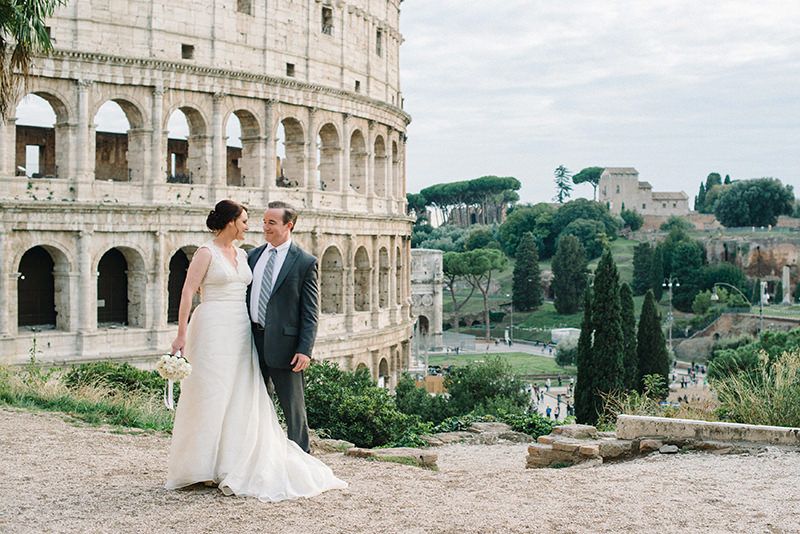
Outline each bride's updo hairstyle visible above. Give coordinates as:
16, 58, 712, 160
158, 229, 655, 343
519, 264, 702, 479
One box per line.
206, 200, 246, 232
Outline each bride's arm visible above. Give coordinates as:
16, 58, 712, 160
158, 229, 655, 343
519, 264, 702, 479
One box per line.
170, 248, 212, 358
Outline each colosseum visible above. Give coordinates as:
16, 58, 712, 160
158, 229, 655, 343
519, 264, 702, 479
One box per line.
0, 0, 413, 387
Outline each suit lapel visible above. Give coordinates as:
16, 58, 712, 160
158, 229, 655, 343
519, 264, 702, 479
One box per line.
248, 244, 266, 271
271, 242, 300, 296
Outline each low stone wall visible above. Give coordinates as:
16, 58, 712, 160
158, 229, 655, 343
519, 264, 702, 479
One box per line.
616, 415, 800, 446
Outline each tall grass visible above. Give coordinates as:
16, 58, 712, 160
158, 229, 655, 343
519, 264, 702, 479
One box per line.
713, 350, 800, 428
0, 365, 174, 432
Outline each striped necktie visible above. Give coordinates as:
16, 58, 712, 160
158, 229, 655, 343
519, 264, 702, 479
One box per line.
257, 248, 278, 326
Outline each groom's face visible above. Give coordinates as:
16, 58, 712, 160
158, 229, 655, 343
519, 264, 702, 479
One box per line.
263, 208, 293, 247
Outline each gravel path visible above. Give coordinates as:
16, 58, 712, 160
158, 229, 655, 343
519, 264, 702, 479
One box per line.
2, 408, 799, 533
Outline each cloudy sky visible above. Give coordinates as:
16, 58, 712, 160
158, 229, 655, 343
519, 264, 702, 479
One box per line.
399, 1, 800, 205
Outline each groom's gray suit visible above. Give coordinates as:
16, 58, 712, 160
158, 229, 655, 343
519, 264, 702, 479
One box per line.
247, 240, 319, 453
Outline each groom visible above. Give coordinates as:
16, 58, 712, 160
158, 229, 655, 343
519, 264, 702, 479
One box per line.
247, 201, 318, 453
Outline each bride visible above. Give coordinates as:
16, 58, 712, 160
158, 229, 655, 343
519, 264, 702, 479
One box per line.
165, 199, 347, 501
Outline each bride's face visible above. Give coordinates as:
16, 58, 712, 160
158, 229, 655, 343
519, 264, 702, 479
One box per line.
228, 210, 248, 241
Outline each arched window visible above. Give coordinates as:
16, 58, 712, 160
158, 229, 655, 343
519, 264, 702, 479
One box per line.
15, 93, 64, 178
378, 247, 389, 308
349, 130, 367, 194
167, 249, 191, 323
354, 246, 371, 311
225, 110, 260, 187
317, 123, 340, 192
377, 357, 390, 388
276, 118, 304, 188
395, 246, 403, 303
94, 99, 145, 182
17, 246, 56, 327
320, 247, 344, 314
97, 248, 128, 324
166, 107, 207, 184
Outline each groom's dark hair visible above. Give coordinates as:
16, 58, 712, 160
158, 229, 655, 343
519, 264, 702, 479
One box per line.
268, 201, 298, 227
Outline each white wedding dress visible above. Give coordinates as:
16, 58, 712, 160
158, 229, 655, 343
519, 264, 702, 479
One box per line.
165, 242, 347, 501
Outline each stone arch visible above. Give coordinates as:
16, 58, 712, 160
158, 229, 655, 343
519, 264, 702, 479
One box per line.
320, 246, 344, 314
167, 247, 193, 323
355, 362, 369, 372
225, 109, 261, 187
276, 116, 305, 188
417, 315, 430, 337
16, 245, 71, 330
354, 246, 371, 311
317, 122, 340, 192
96, 246, 147, 327
349, 129, 367, 194
93, 98, 147, 182
377, 357, 390, 388
378, 247, 389, 308
373, 135, 387, 197
165, 105, 209, 184
14, 92, 69, 178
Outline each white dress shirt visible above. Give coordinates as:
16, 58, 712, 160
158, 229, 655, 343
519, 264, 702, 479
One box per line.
249, 239, 292, 323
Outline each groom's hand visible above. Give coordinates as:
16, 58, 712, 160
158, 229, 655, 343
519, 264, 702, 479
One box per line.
290, 353, 311, 372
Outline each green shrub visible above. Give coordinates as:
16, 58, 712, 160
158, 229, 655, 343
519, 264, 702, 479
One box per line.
304, 361, 429, 448
555, 339, 578, 367
500, 411, 555, 439
62, 361, 171, 397
444, 356, 529, 416
394, 374, 451, 425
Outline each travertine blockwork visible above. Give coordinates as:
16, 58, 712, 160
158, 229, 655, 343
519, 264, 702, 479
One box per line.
0, 0, 412, 387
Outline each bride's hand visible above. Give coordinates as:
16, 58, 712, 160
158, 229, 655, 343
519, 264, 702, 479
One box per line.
171, 336, 186, 357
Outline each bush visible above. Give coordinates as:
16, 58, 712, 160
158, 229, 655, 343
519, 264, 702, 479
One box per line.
444, 357, 529, 416
500, 411, 555, 439
304, 361, 429, 448
63, 361, 168, 396
394, 374, 451, 425
659, 216, 693, 233
555, 338, 578, 367
620, 208, 644, 231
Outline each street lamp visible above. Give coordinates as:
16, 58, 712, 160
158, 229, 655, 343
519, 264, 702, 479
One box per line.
505, 293, 514, 343
710, 281, 765, 333
663, 276, 679, 352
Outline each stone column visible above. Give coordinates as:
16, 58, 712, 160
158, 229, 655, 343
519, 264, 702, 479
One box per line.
263, 100, 276, 203
389, 235, 398, 324
76, 230, 96, 356
341, 113, 351, 211
345, 234, 355, 332
783, 266, 792, 305
210, 92, 227, 200
306, 107, 319, 206
0, 116, 16, 177
0, 225, 8, 336
152, 230, 167, 329
74, 80, 94, 200
370, 235, 379, 327
147, 85, 165, 202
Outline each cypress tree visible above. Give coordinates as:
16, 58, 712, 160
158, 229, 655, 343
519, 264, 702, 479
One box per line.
632, 242, 653, 295
695, 182, 706, 212
619, 283, 638, 392
636, 290, 670, 395
552, 235, 588, 314
574, 288, 595, 424
512, 232, 542, 311
650, 244, 664, 301
588, 249, 624, 418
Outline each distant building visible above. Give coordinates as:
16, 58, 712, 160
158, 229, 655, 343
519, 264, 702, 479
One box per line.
598, 168, 690, 216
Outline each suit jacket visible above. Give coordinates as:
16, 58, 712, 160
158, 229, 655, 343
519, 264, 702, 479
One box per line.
247, 241, 319, 369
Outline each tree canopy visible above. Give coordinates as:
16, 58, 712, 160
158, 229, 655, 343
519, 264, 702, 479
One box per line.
420, 176, 521, 225
553, 165, 573, 204
551, 235, 588, 314
512, 232, 542, 311
713, 178, 795, 227
572, 167, 604, 201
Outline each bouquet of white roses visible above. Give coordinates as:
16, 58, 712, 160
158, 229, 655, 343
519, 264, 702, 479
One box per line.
156, 351, 192, 410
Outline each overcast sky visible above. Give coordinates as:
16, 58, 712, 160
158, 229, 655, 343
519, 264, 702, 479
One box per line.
400, 0, 800, 205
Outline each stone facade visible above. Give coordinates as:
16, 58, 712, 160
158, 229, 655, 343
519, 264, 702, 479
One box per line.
0, 0, 414, 388
410, 248, 443, 352
598, 167, 689, 216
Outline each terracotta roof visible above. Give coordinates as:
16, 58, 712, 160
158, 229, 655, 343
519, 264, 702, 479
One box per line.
651, 191, 688, 200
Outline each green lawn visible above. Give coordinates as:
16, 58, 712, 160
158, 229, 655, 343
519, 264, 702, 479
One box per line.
426, 352, 576, 378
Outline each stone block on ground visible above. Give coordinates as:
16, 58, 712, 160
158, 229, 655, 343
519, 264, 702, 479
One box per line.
552, 424, 598, 439
527, 443, 553, 456
659, 445, 679, 455
312, 437, 355, 453
420, 434, 445, 447
638, 439, 664, 453
468, 422, 512, 434
551, 438, 584, 453
537, 435, 555, 445
347, 447, 438, 468
434, 431, 476, 444
578, 444, 600, 458
498, 431, 532, 443
598, 439, 634, 460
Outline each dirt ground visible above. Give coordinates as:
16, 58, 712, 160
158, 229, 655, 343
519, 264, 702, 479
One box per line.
2, 407, 799, 534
